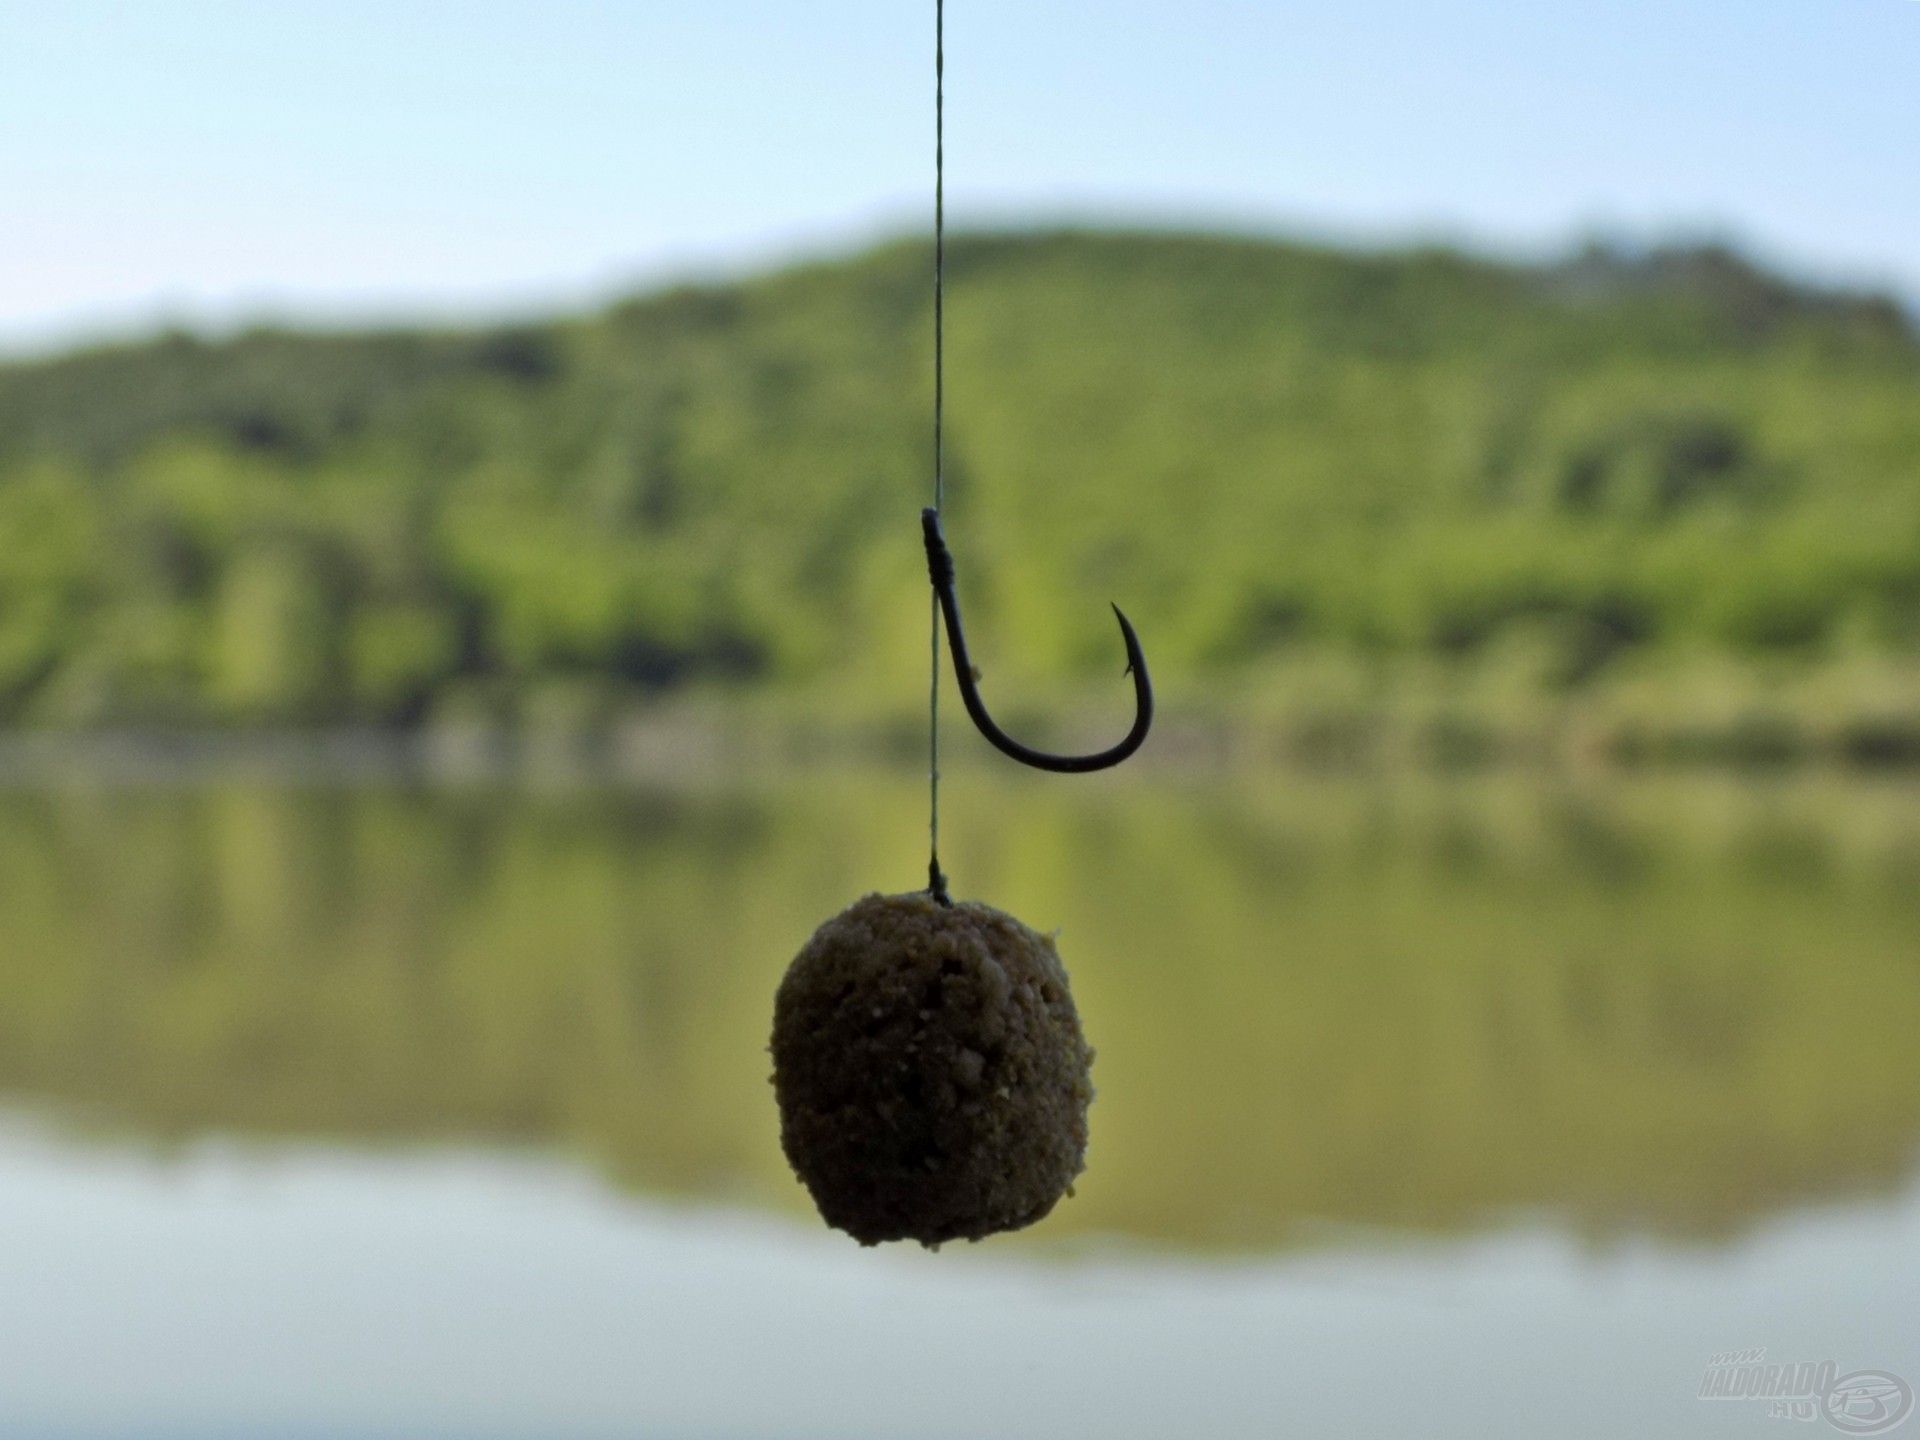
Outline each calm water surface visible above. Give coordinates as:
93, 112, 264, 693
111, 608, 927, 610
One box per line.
0, 766, 1916, 1437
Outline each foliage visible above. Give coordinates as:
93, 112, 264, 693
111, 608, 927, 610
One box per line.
0, 230, 1915, 730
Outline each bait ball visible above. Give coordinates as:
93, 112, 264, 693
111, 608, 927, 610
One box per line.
770, 890, 1094, 1247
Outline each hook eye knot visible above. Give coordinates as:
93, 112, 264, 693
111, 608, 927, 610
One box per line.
921, 507, 956, 588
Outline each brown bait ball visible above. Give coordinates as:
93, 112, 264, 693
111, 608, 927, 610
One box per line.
770, 891, 1095, 1247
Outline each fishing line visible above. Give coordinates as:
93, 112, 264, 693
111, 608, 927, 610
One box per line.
928, 0, 949, 904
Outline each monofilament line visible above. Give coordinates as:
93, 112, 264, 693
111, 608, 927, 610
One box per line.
927, 0, 950, 905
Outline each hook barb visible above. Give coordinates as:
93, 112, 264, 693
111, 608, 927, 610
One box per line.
922, 507, 1153, 774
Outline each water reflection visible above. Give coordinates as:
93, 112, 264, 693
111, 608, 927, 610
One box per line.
1, 769, 1916, 1252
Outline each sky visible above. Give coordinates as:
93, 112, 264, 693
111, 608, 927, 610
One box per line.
2, 0, 1916, 351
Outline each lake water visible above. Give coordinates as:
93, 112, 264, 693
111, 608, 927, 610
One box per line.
0, 765, 1915, 1437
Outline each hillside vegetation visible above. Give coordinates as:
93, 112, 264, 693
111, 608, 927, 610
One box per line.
1, 230, 1917, 760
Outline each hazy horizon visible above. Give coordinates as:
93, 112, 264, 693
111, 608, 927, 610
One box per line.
6, 0, 1916, 352
3, 213, 1914, 363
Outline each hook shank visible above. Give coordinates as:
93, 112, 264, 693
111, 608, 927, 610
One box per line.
921, 507, 1152, 773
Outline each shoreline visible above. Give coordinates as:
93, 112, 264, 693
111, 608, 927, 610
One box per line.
2, 706, 1920, 786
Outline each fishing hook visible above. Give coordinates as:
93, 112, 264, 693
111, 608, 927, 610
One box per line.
921, 507, 1153, 773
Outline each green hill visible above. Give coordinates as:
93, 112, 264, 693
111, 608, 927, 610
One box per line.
1, 230, 1917, 759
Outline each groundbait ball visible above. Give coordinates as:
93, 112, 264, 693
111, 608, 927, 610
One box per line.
770, 891, 1094, 1247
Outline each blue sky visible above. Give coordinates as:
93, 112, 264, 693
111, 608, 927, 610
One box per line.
2, 0, 1916, 349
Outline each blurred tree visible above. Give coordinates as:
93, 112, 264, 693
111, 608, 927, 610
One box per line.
211, 543, 343, 722
0, 230, 1912, 737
